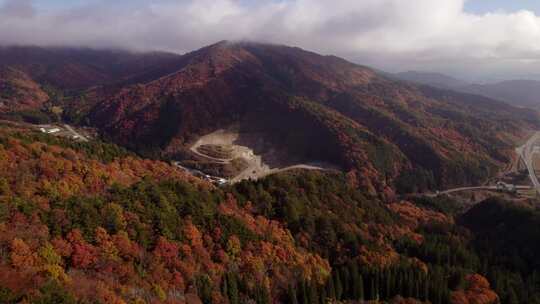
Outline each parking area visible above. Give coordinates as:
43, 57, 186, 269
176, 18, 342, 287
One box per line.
35, 124, 90, 142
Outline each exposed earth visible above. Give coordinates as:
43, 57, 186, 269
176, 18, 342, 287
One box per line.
184, 128, 338, 183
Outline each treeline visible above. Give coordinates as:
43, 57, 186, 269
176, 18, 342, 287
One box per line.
285, 263, 452, 304
7, 129, 134, 163
461, 197, 540, 303
395, 167, 437, 194
2, 125, 540, 303
230, 171, 396, 260
230, 173, 477, 303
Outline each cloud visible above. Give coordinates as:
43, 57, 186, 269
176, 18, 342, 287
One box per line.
1, 0, 35, 18
2, 0, 540, 80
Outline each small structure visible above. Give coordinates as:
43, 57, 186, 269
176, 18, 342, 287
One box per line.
216, 178, 228, 186
496, 181, 516, 193
46, 128, 61, 134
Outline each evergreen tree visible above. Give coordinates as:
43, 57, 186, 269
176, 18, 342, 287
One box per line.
259, 285, 270, 304
326, 273, 336, 300
227, 273, 239, 304
221, 275, 229, 300
350, 262, 362, 300
301, 280, 309, 304
423, 276, 429, 301
334, 270, 343, 300
319, 285, 327, 304
288, 284, 299, 304
370, 277, 376, 301
308, 282, 319, 304
507, 288, 519, 304
384, 269, 391, 299
341, 267, 351, 298
357, 274, 365, 301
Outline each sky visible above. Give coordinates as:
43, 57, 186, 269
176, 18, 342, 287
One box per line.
2, 0, 540, 81
465, 0, 540, 15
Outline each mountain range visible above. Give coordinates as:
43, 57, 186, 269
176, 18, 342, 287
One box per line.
1, 41, 540, 304
394, 70, 540, 109
0, 41, 538, 196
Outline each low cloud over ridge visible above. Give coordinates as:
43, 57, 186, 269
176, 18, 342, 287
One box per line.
2, 0, 540, 80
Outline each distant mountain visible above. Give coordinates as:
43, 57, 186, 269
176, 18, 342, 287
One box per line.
0, 46, 187, 123
463, 80, 540, 109
393, 70, 469, 89
393, 70, 540, 109
0, 46, 182, 90
0, 67, 49, 112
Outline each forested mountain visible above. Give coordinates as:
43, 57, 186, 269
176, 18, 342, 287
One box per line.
1, 42, 537, 195
393, 71, 469, 90
0, 124, 525, 304
0, 46, 182, 90
463, 80, 540, 109
393, 70, 540, 109
0, 42, 539, 303
85, 41, 539, 194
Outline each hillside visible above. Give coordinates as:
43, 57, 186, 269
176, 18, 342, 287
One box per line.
0, 67, 49, 113
0, 123, 514, 304
0, 46, 192, 127
0, 42, 538, 194
463, 80, 540, 109
82, 41, 539, 194
393, 71, 469, 89
393, 71, 540, 109
0, 44, 536, 301
0, 46, 182, 90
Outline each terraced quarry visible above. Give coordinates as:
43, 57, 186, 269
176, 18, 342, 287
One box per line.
185, 129, 335, 183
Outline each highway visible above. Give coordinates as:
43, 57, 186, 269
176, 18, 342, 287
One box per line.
426, 132, 540, 197
516, 131, 540, 193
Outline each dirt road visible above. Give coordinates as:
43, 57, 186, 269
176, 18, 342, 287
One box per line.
189, 129, 333, 183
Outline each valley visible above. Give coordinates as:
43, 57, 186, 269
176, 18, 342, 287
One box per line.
422, 131, 540, 205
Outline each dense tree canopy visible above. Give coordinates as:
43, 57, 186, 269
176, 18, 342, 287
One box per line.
0, 126, 535, 303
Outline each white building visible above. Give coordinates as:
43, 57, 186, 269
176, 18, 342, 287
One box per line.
47, 128, 61, 134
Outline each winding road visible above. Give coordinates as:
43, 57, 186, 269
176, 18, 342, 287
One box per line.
427, 131, 540, 197
187, 129, 333, 184
229, 163, 327, 183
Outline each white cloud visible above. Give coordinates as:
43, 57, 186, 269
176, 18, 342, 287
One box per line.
2, 0, 540, 80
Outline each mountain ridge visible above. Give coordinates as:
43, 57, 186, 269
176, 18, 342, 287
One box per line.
0, 42, 539, 304
77, 42, 539, 194
393, 70, 540, 109
0, 42, 537, 194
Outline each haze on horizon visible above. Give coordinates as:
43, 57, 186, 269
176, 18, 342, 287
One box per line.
2, 0, 540, 82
